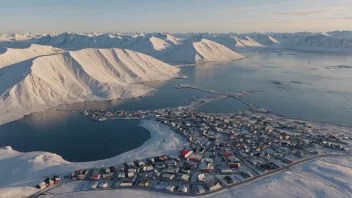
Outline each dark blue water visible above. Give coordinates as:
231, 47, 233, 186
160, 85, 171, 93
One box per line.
0, 50, 351, 162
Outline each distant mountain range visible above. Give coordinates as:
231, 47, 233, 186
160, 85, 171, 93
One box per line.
1, 31, 352, 53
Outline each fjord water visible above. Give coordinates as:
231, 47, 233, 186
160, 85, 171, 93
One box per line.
0, 50, 351, 162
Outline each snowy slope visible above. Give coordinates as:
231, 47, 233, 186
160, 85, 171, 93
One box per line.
0, 48, 179, 125
156, 38, 245, 64
0, 44, 65, 68
244, 33, 280, 46
207, 35, 263, 49
279, 33, 352, 50
128, 36, 172, 54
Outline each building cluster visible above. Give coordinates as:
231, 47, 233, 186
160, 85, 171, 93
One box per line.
65, 106, 347, 195
83, 109, 149, 121
36, 175, 61, 190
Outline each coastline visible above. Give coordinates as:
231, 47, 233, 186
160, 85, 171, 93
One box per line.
0, 120, 189, 192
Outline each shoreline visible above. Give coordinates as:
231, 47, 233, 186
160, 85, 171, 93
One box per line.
0, 120, 189, 190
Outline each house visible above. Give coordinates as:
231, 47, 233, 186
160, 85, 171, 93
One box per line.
127, 171, 135, 178
205, 181, 222, 191
224, 176, 235, 184
166, 185, 176, 192
120, 181, 133, 187
196, 185, 206, 194
180, 150, 193, 158
91, 181, 99, 189
177, 184, 188, 193
44, 178, 54, 186
101, 173, 113, 179
161, 173, 175, 180
36, 182, 47, 189
117, 172, 125, 178
125, 161, 135, 167
229, 163, 241, 168
227, 156, 240, 163
158, 155, 168, 161
176, 174, 190, 182
142, 165, 154, 172
155, 162, 166, 169
138, 180, 151, 188
199, 162, 214, 173
222, 152, 232, 157
136, 160, 145, 167
240, 171, 253, 179
165, 160, 177, 166
198, 174, 206, 182
98, 182, 108, 188
91, 174, 101, 180
219, 168, 232, 174
163, 166, 179, 174
188, 153, 202, 161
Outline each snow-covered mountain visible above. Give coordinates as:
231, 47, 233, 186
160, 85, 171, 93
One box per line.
1, 31, 352, 52
0, 44, 64, 68
0, 47, 179, 125
154, 37, 245, 64
206, 34, 263, 49
242, 33, 279, 46
271, 33, 352, 51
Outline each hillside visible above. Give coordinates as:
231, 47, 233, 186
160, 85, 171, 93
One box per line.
0, 44, 64, 68
274, 33, 352, 51
155, 38, 245, 64
0, 48, 179, 125
207, 35, 263, 49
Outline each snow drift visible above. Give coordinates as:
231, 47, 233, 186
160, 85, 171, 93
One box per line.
0, 48, 179, 125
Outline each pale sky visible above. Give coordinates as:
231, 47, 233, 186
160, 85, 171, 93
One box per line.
1, 0, 352, 33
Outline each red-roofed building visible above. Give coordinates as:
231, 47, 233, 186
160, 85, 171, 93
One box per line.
229, 163, 241, 168
180, 150, 193, 158
222, 152, 232, 157
188, 153, 202, 161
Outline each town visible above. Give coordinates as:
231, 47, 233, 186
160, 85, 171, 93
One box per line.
35, 87, 351, 196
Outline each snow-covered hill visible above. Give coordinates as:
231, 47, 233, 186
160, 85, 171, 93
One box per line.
273, 33, 352, 51
243, 33, 279, 46
155, 38, 245, 64
0, 48, 179, 125
206, 34, 263, 49
0, 44, 64, 68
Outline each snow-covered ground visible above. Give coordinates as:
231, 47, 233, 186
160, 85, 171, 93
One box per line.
33, 156, 352, 198
0, 120, 189, 197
